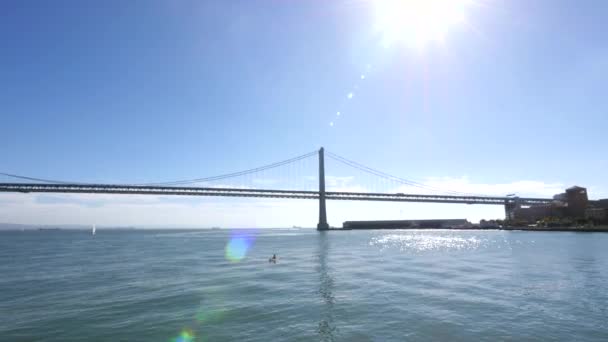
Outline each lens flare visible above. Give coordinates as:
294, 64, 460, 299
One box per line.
196, 286, 230, 325
196, 308, 229, 324
225, 232, 255, 262
170, 329, 194, 342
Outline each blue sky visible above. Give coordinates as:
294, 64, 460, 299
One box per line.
1, 0, 607, 227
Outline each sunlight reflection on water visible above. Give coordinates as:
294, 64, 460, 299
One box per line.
369, 231, 484, 252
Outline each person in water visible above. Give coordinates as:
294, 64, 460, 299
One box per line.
269, 254, 277, 263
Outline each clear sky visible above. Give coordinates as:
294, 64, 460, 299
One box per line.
1, 0, 607, 227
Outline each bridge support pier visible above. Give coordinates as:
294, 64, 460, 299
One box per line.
504, 199, 519, 221
317, 147, 330, 231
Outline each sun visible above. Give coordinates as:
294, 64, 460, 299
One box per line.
373, 0, 473, 49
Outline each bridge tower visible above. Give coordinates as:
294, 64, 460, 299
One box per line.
317, 147, 330, 230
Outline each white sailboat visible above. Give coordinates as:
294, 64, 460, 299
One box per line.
92, 224, 96, 236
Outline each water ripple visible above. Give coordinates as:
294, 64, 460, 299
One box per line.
1, 230, 608, 341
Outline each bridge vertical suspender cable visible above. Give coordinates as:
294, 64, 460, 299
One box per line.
325, 151, 489, 197
0, 150, 318, 188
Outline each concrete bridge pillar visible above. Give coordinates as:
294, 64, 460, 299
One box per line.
317, 147, 330, 230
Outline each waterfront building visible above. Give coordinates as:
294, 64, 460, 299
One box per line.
565, 186, 588, 218
511, 204, 558, 222
585, 208, 607, 223
343, 219, 471, 230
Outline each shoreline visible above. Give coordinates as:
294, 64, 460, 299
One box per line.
500, 226, 608, 232
333, 226, 608, 232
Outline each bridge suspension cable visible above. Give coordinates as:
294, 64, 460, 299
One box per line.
326, 151, 487, 197
0, 150, 318, 187
139, 150, 318, 186
0, 172, 73, 184
2, 149, 492, 196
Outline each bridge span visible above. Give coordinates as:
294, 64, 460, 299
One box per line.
0, 148, 555, 230
0, 182, 552, 206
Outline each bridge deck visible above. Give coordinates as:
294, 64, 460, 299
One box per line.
0, 183, 554, 205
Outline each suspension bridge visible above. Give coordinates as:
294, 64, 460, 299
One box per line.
0, 148, 554, 230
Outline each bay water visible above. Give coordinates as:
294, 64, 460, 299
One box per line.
1, 229, 607, 341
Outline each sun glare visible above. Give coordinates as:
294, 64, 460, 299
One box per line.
373, 0, 473, 49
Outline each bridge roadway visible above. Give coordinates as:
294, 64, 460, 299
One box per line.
0, 183, 553, 206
